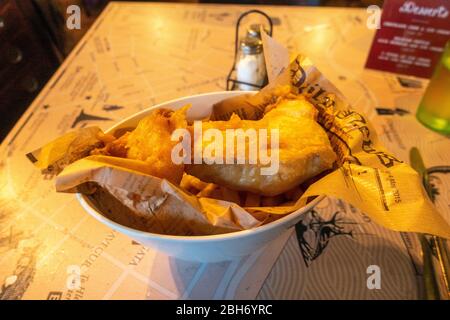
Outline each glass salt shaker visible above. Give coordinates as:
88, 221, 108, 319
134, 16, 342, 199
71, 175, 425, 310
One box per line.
235, 25, 267, 91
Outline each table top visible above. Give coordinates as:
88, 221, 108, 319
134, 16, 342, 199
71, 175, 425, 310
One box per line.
0, 2, 449, 300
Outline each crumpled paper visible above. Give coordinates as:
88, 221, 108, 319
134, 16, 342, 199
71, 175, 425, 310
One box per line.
27, 33, 450, 239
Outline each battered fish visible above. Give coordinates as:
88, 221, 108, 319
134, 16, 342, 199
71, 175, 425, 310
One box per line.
93, 107, 188, 184
186, 96, 336, 196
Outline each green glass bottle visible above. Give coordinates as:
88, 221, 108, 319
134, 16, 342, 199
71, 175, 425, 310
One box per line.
416, 41, 450, 135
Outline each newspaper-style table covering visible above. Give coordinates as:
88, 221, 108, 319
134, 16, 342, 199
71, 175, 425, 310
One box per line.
0, 2, 448, 300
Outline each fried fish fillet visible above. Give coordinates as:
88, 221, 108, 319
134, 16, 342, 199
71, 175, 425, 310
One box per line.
93, 107, 188, 184
186, 96, 336, 196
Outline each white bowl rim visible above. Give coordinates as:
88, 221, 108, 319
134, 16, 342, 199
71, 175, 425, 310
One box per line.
76, 90, 326, 242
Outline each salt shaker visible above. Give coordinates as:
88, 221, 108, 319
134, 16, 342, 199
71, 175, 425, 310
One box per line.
235, 24, 267, 91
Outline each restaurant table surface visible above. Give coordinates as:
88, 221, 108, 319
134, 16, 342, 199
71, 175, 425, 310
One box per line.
0, 2, 449, 300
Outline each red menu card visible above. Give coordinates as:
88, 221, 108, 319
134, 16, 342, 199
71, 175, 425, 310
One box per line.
365, 0, 450, 78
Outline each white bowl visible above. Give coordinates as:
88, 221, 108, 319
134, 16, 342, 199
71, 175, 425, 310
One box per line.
77, 91, 325, 262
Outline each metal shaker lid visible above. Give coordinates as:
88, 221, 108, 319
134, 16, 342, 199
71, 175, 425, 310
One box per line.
247, 24, 269, 39
240, 36, 263, 55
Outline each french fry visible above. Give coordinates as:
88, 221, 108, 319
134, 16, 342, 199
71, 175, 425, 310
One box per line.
197, 183, 218, 197
179, 174, 194, 192
189, 176, 209, 191
180, 174, 210, 194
